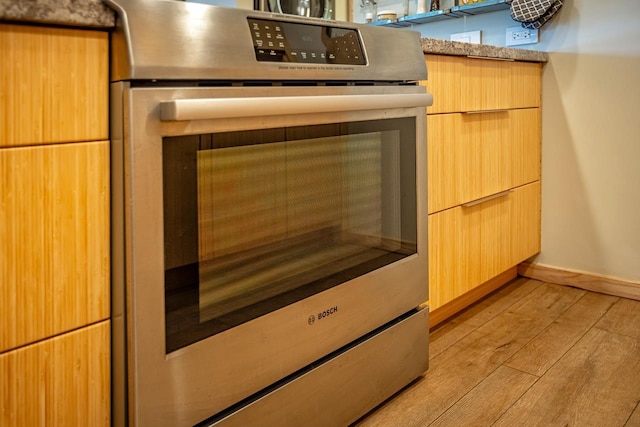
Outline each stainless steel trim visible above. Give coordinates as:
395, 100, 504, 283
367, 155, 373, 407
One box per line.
103, 0, 427, 82
110, 81, 129, 427
462, 189, 513, 207
160, 93, 434, 121
211, 307, 429, 427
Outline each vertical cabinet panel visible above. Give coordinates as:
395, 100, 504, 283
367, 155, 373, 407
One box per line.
511, 182, 541, 265
0, 321, 110, 427
1, 22, 111, 426
427, 114, 462, 214
0, 24, 108, 147
422, 54, 463, 115
0, 141, 110, 352
510, 108, 541, 187
428, 207, 465, 310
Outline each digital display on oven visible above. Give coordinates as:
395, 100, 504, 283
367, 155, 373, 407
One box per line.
248, 18, 366, 65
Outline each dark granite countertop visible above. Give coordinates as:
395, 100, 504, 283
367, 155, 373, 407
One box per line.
422, 38, 548, 62
0, 0, 115, 28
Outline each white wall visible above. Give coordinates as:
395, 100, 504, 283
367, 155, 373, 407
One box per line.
534, 1, 640, 282
409, 1, 640, 282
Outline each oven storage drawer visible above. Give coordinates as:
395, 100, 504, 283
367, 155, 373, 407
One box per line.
208, 307, 429, 427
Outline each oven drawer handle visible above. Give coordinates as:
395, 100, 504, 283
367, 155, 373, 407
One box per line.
159, 93, 434, 121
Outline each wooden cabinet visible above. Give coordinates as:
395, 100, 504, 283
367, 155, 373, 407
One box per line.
0, 23, 110, 426
429, 182, 541, 310
428, 108, 541, 213
0, 322, 110, 426
0, 24, 108, 147
422, 54, 541, 114
0, 142, 110, 352
424, 54, 542, 324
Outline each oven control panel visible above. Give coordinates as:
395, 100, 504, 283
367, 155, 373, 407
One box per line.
248, 18, 367, 65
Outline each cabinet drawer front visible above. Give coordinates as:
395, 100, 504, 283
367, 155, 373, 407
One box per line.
424, 54, 541, 114
0, 141, 110, 352
427, 109, 540, 214
0, 24, 108, 147
428, 182, 540, 310
0, 322, 110, 427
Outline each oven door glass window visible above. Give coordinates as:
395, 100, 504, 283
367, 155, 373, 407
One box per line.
163, 118, 417, 353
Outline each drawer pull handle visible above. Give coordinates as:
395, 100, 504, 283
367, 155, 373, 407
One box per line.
462, 190, 513, 207
463, 109, 510, 114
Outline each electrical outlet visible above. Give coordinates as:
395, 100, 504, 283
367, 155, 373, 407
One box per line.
506, 26, 538, 46
451, 30, 481, 44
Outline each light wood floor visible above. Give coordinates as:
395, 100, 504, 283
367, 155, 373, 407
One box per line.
354, 277, 640, 427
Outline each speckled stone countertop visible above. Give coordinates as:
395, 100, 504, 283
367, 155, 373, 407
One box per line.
0, 0, 115, 28
421, 38, 548, 62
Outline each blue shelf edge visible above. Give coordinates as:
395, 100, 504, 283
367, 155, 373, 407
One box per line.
369, 18, 412, 27
399, 9, 458, 25
450, 0, 511, 16
369, 0, 511, 26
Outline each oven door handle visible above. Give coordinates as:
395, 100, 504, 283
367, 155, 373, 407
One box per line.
159, 93, 433, 121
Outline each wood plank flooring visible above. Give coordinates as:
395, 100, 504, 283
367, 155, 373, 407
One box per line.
353, 277, 640, 427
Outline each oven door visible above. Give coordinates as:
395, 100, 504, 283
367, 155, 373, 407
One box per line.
111, 83, 431, 426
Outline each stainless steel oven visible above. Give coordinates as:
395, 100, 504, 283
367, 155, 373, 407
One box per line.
107, 1, 432, 425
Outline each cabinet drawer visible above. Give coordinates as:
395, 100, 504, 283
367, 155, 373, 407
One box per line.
423, 54, 541, 114
427, 108, 540, 214
0, 141, 110, 352
0, 24, 108, 147
428, 182, 540, 310
0, 321, 110, 427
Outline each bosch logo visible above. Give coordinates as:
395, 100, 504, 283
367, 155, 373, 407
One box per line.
308, 306, 338, 325
318, 306, 338, 319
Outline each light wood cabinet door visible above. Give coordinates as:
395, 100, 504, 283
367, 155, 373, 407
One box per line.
0, 321, 110, 427
0, 24, 108, 147
0, 141, 110, 352
423, 54, 541, 114
428, 108, 541, 214
461, 58, 541, 112
428, 184, 538, 311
